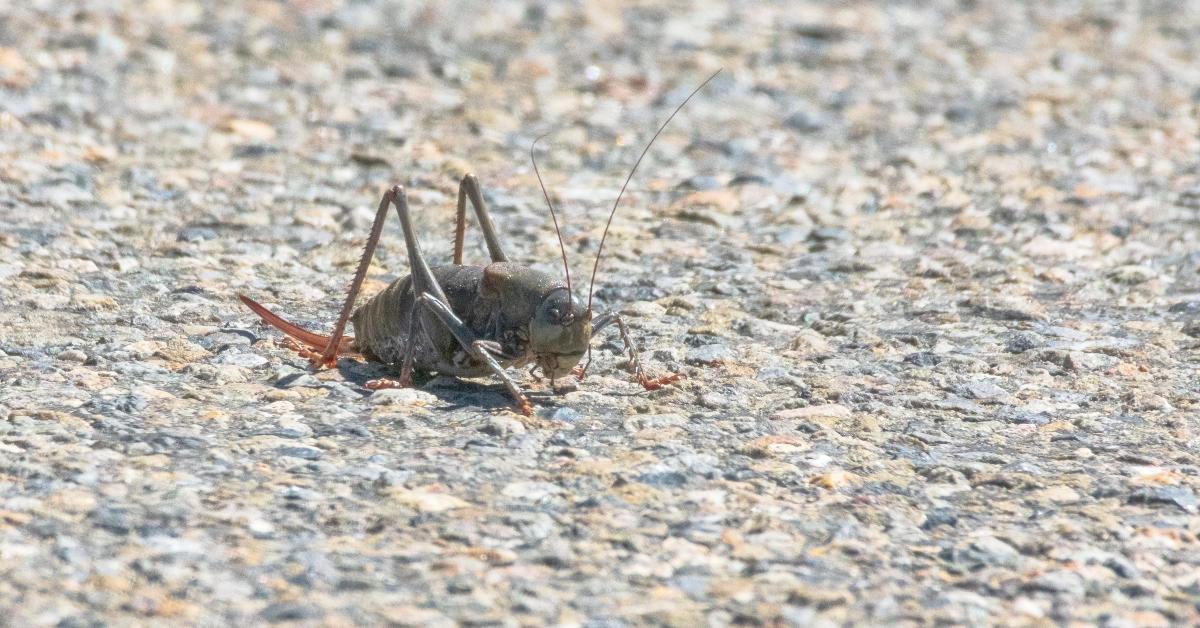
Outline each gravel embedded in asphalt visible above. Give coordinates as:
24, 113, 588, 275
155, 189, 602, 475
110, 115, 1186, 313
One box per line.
2, 1, 1199, 625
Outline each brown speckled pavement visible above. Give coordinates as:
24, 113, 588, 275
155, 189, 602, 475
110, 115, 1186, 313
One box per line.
1, 1, 1198, 625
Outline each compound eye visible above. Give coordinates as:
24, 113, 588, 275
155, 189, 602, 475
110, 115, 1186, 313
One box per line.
548, 307, 562, 320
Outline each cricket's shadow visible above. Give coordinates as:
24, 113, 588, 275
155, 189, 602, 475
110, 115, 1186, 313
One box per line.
327, 358, 565, 412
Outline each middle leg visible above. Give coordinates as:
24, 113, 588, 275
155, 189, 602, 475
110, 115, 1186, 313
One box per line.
365, 298, 422, 391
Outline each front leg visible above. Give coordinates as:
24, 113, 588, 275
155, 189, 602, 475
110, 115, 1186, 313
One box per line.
415, 293, 534, 416
587, 312, 684, 391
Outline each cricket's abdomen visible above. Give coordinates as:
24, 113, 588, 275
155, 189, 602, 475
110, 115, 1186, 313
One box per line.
350, 265, 494, 375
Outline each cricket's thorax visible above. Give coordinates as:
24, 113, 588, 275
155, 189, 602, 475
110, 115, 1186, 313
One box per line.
348, 263, 579, 377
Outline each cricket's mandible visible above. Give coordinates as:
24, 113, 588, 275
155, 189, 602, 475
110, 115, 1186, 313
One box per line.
240, 69, 721, 415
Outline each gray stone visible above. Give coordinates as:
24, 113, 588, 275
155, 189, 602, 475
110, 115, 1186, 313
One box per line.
686, 344, 734, 365
275, 445, 323, 461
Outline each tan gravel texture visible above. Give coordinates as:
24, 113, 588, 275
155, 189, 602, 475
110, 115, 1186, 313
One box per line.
2, 1, 1200, 626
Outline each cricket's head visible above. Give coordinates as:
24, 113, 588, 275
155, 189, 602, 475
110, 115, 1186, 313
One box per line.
529, 287, 591, 378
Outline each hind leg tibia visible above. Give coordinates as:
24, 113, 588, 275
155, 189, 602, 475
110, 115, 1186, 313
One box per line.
453, 174, 510, 265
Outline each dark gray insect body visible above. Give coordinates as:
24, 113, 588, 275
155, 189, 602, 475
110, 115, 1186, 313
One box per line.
241, 179, 604, 415
239, 70, 719, 414
351, 262, 590, 380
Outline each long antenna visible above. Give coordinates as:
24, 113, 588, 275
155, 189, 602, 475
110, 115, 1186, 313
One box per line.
586, 68, 721, 313
531, 132, 573, 314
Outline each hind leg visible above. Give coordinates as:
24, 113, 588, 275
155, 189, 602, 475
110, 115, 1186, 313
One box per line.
310, 187, 403, 369
453, 174, 509, 265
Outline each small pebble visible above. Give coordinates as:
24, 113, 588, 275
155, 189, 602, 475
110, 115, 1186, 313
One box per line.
686, 344, 733, 365
56, 349, 87, 362
276, 446, 323, 461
